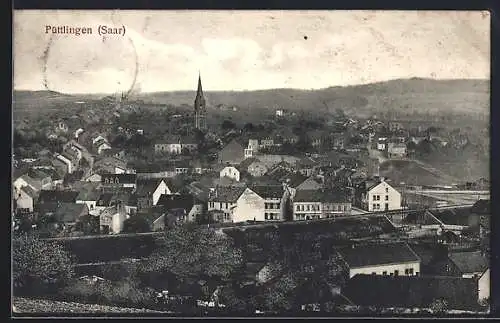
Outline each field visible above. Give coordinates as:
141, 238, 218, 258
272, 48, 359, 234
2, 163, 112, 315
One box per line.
380, 160, 459, 186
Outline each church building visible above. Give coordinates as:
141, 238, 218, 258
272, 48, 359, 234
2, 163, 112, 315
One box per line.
194, 74, 207, 130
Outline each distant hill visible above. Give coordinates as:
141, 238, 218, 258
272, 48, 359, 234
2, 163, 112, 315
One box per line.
132, 78, 490, 117
13, 78, 489, 118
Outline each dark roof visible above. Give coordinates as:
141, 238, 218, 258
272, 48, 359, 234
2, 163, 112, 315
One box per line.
287, 173, 308, 188
38, 190, 79, 204
471, 199, 490, 215
20, 185, 37, 198
250, 185, 284, 199
449, 251, 489, 274
96, 193, 114, 207
101, 173, 136, 184
156, 194, 200, 212
429, 207, 474, 226
294, 189, 350, 203
238, 157, 261, 171
344, 274, 479, 310
296, 156, 318, 167
135, 178, 165, 197
39, 202, 87, 223
54, 203, 88, 223
208, 186, 247, 203
338, 242, 420, 268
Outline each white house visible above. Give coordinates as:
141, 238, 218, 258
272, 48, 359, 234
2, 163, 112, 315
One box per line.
74, 128, 84, 139
251, 185, 288, 221
99, 205, 129, 234
387, 143, 407, 158
377, 137, 387, 151
478, 268, 490, 303
92, 135, 107, 145
220, 166, 240, 182
339, 242, 421, 278
97, 142, 112, 155
55, 153, 74, 174
365, 178, 401, 212
208, 186, 265, 223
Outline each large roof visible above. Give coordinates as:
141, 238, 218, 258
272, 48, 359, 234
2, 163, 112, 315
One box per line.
38, 190, 79, 204
249, 185, 284, 199
471, 199, 490, 215
293, 187, 350, 203
156, 194, 202, 212
344, 274, 479, 310
208, 186, 247, 203
338, 242, 420, 268
449, 251, 489, 274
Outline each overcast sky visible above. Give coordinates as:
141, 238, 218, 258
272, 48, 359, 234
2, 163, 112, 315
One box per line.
13, 10, 489, 94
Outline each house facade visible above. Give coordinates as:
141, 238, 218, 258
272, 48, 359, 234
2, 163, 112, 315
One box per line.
339, 242, 421, 278
293, 189, 352, 221
220, 166, 241, 182
387, 142, 407, 158
359, 178, 402, 212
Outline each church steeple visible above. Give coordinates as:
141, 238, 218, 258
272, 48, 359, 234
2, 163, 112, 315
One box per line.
194, 72, 206, 111
194, 72, 207, 130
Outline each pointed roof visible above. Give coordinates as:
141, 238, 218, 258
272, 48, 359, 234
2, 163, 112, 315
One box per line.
194, 73, 206, 110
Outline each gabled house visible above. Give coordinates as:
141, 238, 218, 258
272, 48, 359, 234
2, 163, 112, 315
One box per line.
37, 190, 79, 205
99, 203, 129, 234
74, 182, 101, 212
446, 251, 489, 278
239, 157, 268, 178
218, 139, 245, 165
355, 177, 401, 212
208, 185, 269, 223
250, 185, 288, 221
157, 193, 205, 223
13, 174, 42, 195
14, 185, 37, 213
27, 169, 53, 190
338, 242, 421, 278
135, 178, 174, 210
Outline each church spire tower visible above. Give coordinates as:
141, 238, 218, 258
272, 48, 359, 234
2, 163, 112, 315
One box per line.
194, 72, 207, 130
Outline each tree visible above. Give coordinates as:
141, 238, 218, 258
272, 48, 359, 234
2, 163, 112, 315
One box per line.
261, 272, 299, 312
141, 225, 243, 285
429, 298, 449, 314
13, 234, 75, 295
122, 216, 151, 233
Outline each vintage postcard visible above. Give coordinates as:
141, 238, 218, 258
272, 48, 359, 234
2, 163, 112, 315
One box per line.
12, 10, 491, 317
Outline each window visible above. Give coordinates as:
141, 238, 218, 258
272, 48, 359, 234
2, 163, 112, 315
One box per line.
385, 188, 389, 193
408, 268, 414, 275
307, 205, 310, 211
225, 203, 228, 209
394, 270, 399, 276
265, 213, 268, 220
382, 271, 387, 276
385, 195, 389, 201
371, 272, 376, 275
219, 202, 223, 209
404, 269, 409, 275
372, 203, 377, 210
296, 205, 300, 211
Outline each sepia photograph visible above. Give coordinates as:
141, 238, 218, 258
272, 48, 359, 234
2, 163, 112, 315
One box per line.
12, 10, 490, 317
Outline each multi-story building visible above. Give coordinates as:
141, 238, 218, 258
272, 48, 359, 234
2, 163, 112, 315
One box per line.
355, 177, 402, 212
293, 189, 352, 221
